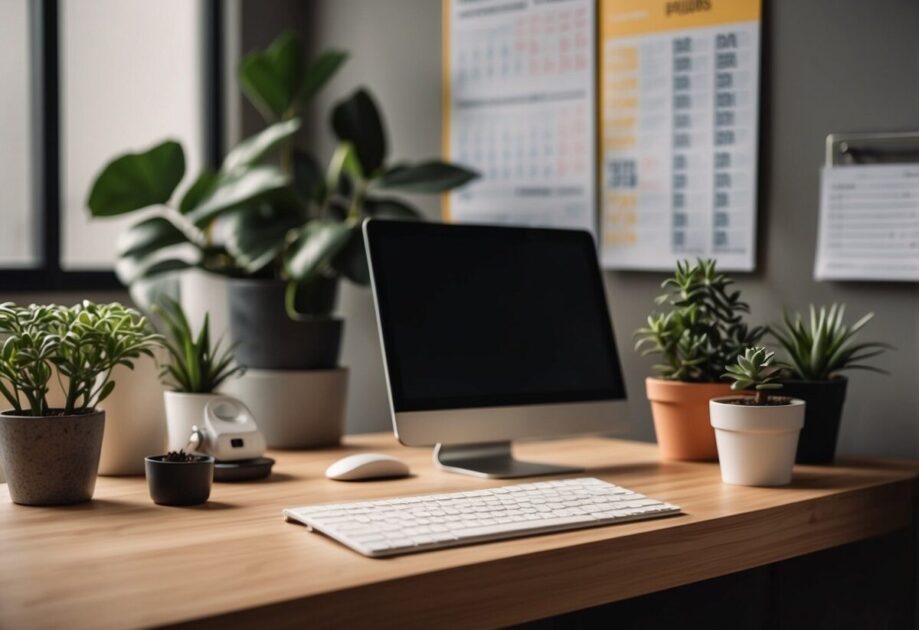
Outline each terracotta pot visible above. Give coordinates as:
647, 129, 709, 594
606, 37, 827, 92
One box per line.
645, 378, 731, 461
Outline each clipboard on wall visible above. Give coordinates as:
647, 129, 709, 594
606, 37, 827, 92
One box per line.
442, 0, 598, 235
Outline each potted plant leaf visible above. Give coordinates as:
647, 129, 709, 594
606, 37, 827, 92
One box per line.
635, 259, 765, 461
769, 304, 890, 464
157, 300, 244, 452
0, 302, 161, 505
710, 347, 805, 486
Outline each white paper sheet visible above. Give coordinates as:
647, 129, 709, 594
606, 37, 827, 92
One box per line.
599, 0, 761, 271
815, 164, 919, 281
444, 0, 596, 234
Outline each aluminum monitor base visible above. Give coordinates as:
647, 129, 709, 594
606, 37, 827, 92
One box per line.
433, 442, 582, 479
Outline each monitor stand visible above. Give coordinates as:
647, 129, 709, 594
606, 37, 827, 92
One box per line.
433, 442, 582, 479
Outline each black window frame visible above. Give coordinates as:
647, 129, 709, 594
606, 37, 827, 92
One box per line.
0, 0, 223, 292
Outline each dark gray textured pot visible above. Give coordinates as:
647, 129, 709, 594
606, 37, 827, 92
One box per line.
0, 409, 105, 506
228, 278, 343, 370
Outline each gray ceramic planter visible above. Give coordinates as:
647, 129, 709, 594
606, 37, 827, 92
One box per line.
0, 409, 105, 506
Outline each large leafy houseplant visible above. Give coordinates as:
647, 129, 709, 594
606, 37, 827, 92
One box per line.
0, 302, 161, 505
634, 259, 766, 462
87, 31, 478, 316
767, 303, 891, 464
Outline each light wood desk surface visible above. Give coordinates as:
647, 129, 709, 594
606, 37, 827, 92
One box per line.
0, 433, 916, 629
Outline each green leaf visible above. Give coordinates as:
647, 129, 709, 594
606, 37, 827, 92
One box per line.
96, 380, 116, 404
331, 88, 387, 175
185, 165, 290, 226
224, 193, 306, 274
221, 118, 302, 174
326, 142, 364, 191
300, 50, 348, 103
116, 256, 193, 286
330, 225, 370, 285
293, 150, 325, 202
363, 197, 423, 220
178, 171, 218, 214
375, 161, 478, 193
116, 217, 189, 258
284, 220, 351, 282
87, 140, 185, 216
238, 31, 304, 121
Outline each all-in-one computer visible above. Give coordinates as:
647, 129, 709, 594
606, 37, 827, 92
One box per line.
363, 220, 629, 477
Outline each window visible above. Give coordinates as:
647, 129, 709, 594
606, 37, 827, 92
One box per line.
0, 0, 37, 268
0, 0, 221, 290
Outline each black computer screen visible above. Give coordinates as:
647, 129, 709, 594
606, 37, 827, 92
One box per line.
365, 221, 626, 412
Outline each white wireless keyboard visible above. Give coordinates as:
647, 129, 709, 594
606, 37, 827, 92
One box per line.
284, 477, 681, 558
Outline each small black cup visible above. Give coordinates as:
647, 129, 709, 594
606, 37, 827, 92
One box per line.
145, 455, 215, 506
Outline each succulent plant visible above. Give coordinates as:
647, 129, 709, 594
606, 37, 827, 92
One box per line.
0, 302, 162, 416
769, 304, 891, 381
635, 259, 765, 382
723, 346, 783, 404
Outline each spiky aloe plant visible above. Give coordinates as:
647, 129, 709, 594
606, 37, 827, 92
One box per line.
723, 346, 783, 405
769, 304, 890, 381
154, 300, 244, 393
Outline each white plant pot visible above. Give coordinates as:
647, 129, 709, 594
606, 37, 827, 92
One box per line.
179, 268, 230, 341
221, 368, 348, 448
98, 355, 167, 475
164, 392, 221, 452
710, 396, 805, 486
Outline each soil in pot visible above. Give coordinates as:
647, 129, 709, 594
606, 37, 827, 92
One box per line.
145, 451, 214, 506
228, 278, 343, 370
645, 378, 730, 461
0, 409, 105, 506
779, 378, 848, 464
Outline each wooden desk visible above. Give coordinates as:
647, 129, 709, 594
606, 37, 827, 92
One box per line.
0, 434, 915, 629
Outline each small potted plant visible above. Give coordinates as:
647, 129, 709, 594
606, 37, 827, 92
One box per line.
710, 347, 805, 486
769, 304, 890, 464
635, 259, 765, 461
157, 300, 245, 452
145, 449, 215, 506
0, 302, 161, 505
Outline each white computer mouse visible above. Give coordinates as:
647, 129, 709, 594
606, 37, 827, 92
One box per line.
325, 453, 411, 481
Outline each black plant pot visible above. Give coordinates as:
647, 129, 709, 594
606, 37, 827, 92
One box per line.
145, 455, 214, 506
780, 378, 848, 465
228, 278, 343, 370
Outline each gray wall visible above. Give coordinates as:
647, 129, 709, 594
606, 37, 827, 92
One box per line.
293, 0, 918, 458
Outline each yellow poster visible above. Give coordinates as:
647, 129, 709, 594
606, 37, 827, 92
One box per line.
600, 0, 761, 270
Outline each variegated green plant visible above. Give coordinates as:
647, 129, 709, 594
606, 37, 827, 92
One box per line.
155, 299, 244, 393
769, 304, 890, 381
635, 259, 765, 382
723, 346, 783, 404
0, 302, 161, 416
